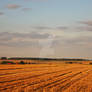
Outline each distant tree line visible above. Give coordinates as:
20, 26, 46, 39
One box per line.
0, 57, 90, 61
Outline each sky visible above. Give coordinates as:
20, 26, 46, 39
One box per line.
0, 0, 92, 59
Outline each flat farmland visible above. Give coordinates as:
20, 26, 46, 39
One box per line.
0, 63, 92, 92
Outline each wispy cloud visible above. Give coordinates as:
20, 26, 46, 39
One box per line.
77, 26, 92, 32
22, 8, 32, 12
77, 20, 92, 31
79, 20, 92, 26
33, 26, 52, 30
0, 12, 4, 16
6, 4, 21, 9
56, 26, 68, 30
0, 32, 50, 40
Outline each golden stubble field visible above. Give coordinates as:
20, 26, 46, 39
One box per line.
0, 63, 92, 92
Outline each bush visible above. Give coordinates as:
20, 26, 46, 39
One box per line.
89, 62, 92, 65
1, 61, 15, 64
65, 62, 73, 64
19, 61, 25, 64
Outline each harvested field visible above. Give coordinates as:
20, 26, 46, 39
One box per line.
0, 63, 92, 92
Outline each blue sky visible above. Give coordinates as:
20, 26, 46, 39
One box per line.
0, 0, 92, 29
0, 0, 92, 58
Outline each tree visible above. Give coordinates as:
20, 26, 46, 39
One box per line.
1, 57, 7, 60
